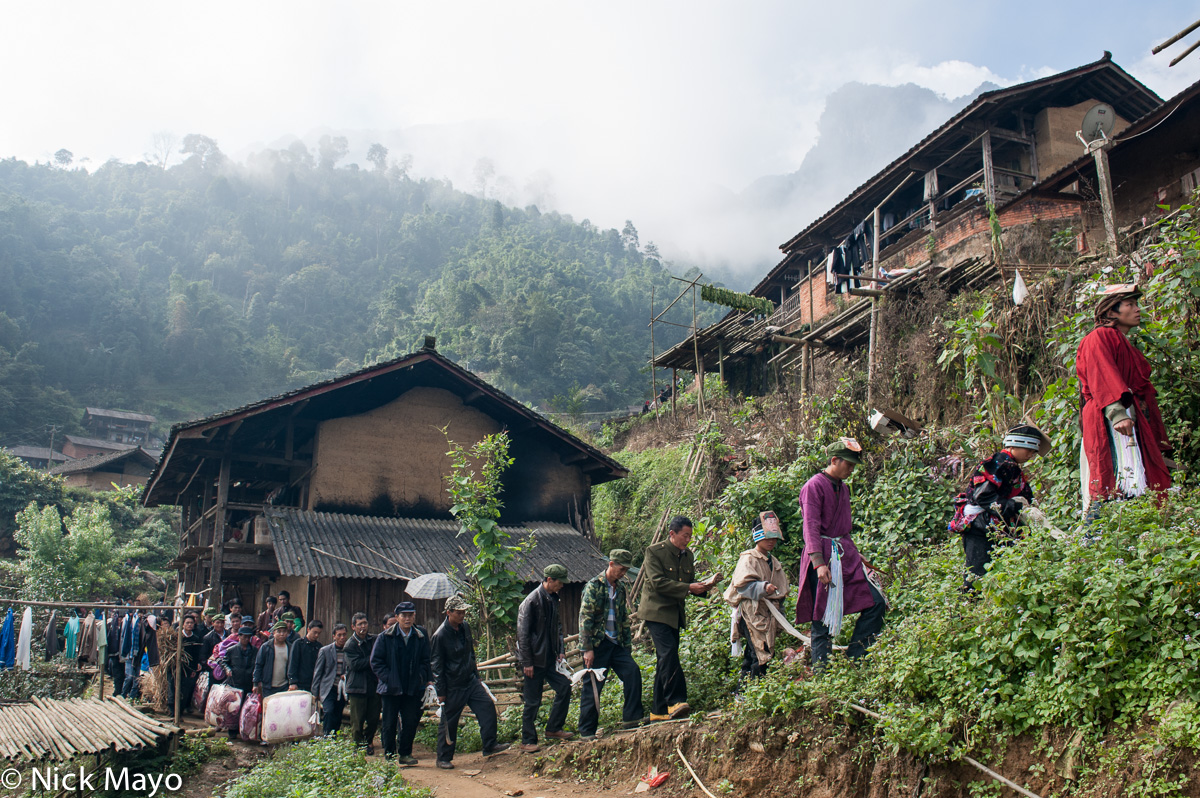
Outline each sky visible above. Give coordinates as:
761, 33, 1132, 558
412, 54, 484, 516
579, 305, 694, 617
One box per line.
3, 1, 1200, 273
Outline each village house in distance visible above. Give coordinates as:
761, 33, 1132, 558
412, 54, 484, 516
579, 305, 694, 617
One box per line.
142, 337, 627, 632
655, 53, 1169, 395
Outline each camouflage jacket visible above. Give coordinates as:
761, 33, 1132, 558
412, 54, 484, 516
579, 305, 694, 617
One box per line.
578, 570, 632, 651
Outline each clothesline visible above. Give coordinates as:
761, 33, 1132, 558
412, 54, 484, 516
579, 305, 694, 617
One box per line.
0, 598, 180, 611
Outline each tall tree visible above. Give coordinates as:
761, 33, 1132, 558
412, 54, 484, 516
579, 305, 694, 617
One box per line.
366, 142, 389, 172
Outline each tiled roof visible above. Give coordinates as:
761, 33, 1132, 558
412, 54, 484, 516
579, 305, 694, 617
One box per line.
265, 508, 606, 584
3, 446, 71, 462
49, 447, 159, 475
85, 407, 156, 424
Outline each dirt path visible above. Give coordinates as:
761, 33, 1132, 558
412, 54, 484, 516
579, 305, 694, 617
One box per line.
401, 743, 628, 798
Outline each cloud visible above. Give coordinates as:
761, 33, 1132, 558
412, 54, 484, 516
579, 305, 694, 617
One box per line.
2, 0, 1190, 283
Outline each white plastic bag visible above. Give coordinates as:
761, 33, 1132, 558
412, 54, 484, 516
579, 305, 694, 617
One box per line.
422, 684, 440, 708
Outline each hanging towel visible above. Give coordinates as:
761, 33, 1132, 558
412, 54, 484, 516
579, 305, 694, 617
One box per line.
16, 607, 31, 671
44, 610, 59, 661
0, 609, 14, 669
821, 537, 846, 637
64, 614, 80, 660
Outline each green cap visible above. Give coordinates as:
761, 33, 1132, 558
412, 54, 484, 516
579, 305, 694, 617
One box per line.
544, 564, 568, 581
608, 549, 635, 568
202, 607, 219, 617
444, 594, 470, 612
270, 620, 290, 632
826, 437, 863, 464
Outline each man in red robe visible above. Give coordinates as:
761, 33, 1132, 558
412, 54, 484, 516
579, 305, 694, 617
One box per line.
1076, 284, 1172, 511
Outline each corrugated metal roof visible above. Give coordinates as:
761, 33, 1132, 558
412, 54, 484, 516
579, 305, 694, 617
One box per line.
265, 508, 607, 584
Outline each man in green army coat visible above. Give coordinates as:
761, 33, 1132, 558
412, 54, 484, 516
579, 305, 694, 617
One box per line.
638, 516, 712, 720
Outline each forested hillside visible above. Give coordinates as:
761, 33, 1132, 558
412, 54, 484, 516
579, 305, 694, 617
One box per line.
0, 139, 712, 448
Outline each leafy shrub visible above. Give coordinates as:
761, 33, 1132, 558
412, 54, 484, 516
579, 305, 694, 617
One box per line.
13, 501, 147, 600
592, 445, 696, 558
740, 491, 1200, 757
852, 434, 957, 565
224, 735, 431, 798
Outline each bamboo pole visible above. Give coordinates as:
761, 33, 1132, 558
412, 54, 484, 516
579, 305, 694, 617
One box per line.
1153, 18, 1200, 53
173, 618, 183, 726
692, 283, 704, 415
867, 204, 881, 407
650, 286, 656, 410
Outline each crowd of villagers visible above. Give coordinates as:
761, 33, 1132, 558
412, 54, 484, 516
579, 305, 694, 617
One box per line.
62, 283, 1171, 766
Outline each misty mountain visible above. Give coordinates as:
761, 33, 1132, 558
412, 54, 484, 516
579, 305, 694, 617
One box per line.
249, 82, 992, 286
0, 150, 715, 449
740, 81, 993, 234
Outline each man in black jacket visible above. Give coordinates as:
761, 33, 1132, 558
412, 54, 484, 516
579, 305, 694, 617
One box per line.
273, 591, 304, 625
370, 602, 432, 765
516, 564, 574, 751
344, 612, 380, 753
174, 613, 205, 713
431, 595, 510, 768
288, 619, 323, 693
200, 614, 227, 670
225, 623, 258, 693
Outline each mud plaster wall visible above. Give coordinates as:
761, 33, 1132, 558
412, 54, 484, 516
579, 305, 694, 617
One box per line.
65, 470, 150, 490
308, 386, 590, 525
309, 386, 502, 516
1035, 99, 1130, 178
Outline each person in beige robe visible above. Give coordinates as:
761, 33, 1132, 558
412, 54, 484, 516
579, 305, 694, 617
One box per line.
724, 512, 790, 678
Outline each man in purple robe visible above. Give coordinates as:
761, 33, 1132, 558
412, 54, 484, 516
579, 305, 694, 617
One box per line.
794, 438, 887, 666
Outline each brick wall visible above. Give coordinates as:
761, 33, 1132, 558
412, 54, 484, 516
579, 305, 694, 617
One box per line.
786, 196, 1082, 329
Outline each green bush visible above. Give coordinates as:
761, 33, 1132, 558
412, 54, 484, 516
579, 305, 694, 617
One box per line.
851, 434, 957, 565
592, 445, 696, 559
740, 491, 1200, 758
223, 736, 431, 798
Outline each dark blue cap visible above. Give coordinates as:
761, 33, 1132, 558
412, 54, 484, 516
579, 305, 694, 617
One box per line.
394, 601, 417, 614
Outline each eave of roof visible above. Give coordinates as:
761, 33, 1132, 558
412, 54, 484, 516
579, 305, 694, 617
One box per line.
143, 347, 627, 505
49, 447, 158, 475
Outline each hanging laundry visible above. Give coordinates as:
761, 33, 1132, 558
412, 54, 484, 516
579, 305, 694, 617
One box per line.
64, 613, 80, 660
44, 610, 59, 661
825, 250, 836, 287
0, 609, 14, 669
16, 607, 32, 671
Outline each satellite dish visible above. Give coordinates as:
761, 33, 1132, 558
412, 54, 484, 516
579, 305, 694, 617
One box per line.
1080, 103, 1116, 142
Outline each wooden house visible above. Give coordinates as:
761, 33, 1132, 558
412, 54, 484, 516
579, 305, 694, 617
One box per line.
83, 407, 156, 447
1013, 77, 1200, 243
49, 447, 159, 490
654, 54, 1162, 394
142, 339, 627, 633
3, 446, 72, 470
61, 435, 138, 460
